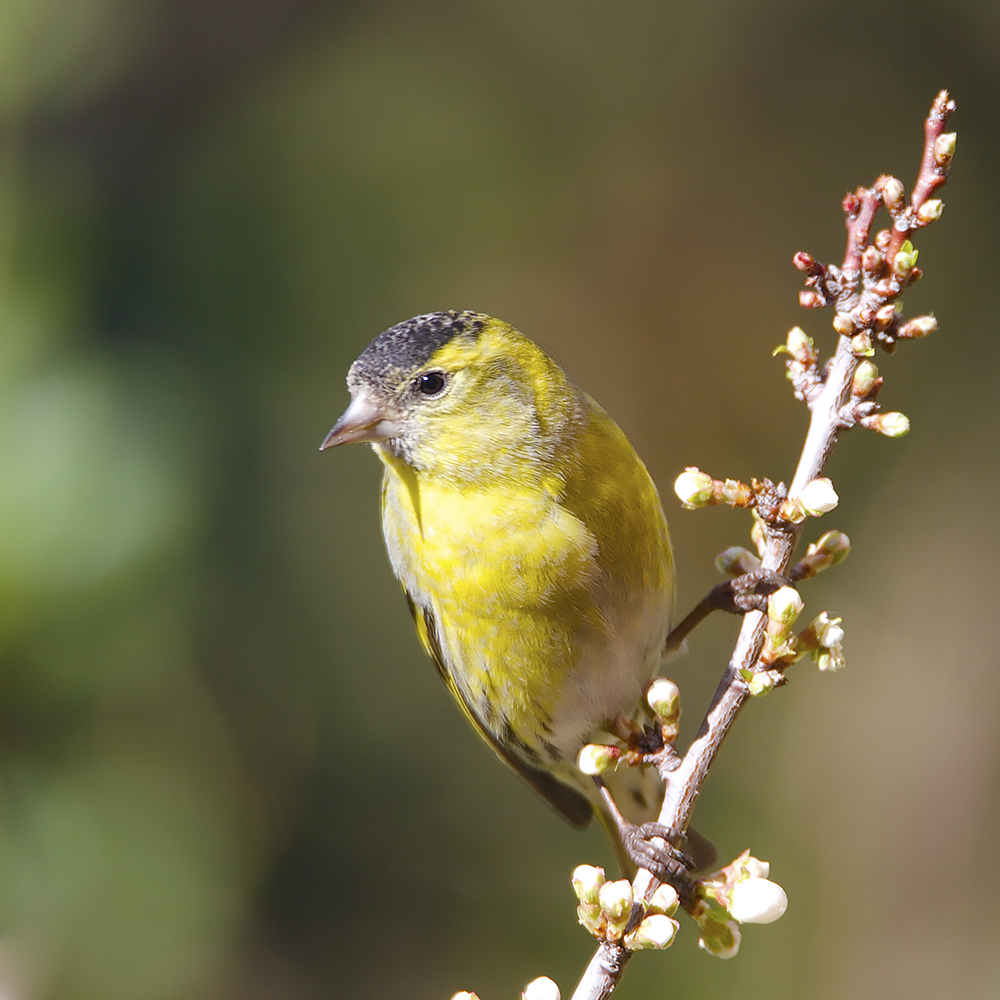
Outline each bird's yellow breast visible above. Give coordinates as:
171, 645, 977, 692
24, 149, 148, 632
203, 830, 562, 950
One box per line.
376, 400, 672, 762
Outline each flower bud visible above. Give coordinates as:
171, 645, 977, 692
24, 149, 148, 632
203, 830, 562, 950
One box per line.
933, 132, 957, 166
880, 176, 906, 211
646, 883, 680, 916
897, 315, 937, 339
875, 228, 892, 250
715, 546, 761, 577
795, 530, 851, 580
647, 678, 681, 729
742, 856, 770, 879
729, 878, 788, 924
571, 865, 606, 906
831, 313, 855, 336
796, 477, 839, 515
674, 468, 714, 508
852, 360, 879, 397
748, 671, 775, 697
598, 879, 634, 939
861, 246, 883, 273
768, 586, 804, 627
799, 289, 825, 309
697, 915, 741, 959
917, 199, 943, 223
874, 303, 897, 329
624, 914, 679, 950
578, 744, 620, 776
750, 516, 767, 556
522, 977, 561, 1000
451, 993, 481, 1000
792, 251, 818, 272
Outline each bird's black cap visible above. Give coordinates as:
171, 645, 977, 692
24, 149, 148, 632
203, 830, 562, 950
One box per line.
348, 311, 487, 394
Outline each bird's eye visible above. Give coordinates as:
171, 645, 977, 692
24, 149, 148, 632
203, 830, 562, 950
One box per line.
417, 371, 447, 396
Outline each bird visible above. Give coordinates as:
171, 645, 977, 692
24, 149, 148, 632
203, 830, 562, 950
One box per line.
321, 310, 679, 870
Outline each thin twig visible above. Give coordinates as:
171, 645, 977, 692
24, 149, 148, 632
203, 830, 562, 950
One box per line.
569, 90, 955, 1000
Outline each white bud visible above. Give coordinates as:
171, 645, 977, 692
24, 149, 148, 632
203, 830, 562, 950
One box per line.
715, 546, 761, 577
729, 878, 788, 924
742, 856, 770, 880
647, 678, 681, 722
674, 468, 715, 508
768, 586, 804, 627
646, 882, 680, 916
522, 977, 561, 1000
796, 478, 839, 515
451, 993, 480, 1000
577, 743, 618, 776
598, 879, 633, 921
571, 865, 606, 906
624, 913, 679, 950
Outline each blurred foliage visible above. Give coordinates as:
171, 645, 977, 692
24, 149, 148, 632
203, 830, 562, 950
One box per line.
0, 0, 996, 998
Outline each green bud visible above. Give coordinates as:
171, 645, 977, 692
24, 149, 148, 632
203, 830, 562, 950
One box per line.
852, 360, 879, 397
697, 912, 742, 959
872, 411, 910, 438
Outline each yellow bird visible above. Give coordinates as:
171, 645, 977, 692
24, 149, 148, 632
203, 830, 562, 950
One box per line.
322, 310, 677, 866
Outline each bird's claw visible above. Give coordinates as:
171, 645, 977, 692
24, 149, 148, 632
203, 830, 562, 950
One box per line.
710, 569, 790, 616
619, 821, 695, 883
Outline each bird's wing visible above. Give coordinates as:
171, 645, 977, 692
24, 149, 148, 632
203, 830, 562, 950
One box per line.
404, 592, 594, 829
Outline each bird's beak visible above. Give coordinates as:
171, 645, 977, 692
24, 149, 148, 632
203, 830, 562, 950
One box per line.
319, 393, 405, 450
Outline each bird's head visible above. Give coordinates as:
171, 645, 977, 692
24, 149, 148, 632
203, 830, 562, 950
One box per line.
321, 311, 585, 486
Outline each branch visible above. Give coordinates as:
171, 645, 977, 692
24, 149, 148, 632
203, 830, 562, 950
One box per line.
569, 90, 956, 1000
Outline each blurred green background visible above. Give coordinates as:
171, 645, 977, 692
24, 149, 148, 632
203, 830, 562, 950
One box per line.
0, 1, 996, 997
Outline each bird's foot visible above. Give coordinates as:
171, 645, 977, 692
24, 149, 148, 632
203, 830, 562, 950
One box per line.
709, 568, 790, 615
618, 820, 694, 884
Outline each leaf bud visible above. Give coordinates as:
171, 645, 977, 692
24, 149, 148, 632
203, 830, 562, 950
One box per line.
917, 199, 943, 223
897, 315, 937, 339
933, 132, 957, 166
571, 865, 606, 906
851, 331, 874, 356
624, 914, 679, 951
697, 914, 741, 959
729, 878, 789, 924
892, 242, 919, 280
578, 744, 620, 776
522, 977, 561, 1000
